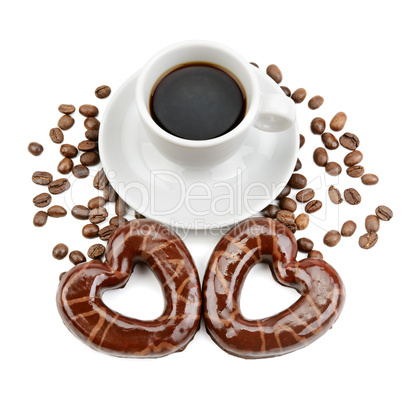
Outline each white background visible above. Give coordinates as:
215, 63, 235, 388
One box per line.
1, 1, 401, 401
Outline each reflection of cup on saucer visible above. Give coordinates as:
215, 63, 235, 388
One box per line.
135, 40, 296, 168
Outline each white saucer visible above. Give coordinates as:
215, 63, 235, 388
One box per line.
99, 67, 298, 229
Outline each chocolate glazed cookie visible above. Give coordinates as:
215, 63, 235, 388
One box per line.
57, 219, 202, 358
203, 217, 345, 359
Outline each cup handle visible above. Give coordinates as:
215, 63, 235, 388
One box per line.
253, 92, 296, 133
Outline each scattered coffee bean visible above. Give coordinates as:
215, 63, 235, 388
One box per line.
93, 168, 109, 190
276, 210, 295, 225
344, 188, 361, 205
294, 158, 302, 171
291, 88, 307, 103
295, 213, 309, 230
375, 205, 393, 221
275, 185, 291, 200
341, 220, 356, 237
33, 193, 52, 208
339, 132, 360, 150
297, 237, 314, 252
88, 244, 105, 259
262, 204, 279, 219
328, 185, 343, 204
85, 129, 99, 141
359, 232, 378, 249
47, 205, 67, 218
60, 144, 78, 158
82, 223, 99, 239
88, 196, 106, 210
323, 230, 341, 247
279, 197, 297, 212
266, 64, 282, 84
329, 112, 347, 131
299, 134, 305, 148
28, 142, 43, 156
311, 117, 326, 134
103, 183, 118, 202
321, 132, 339, 150
69, 250, 86, 265
58, 104, 75, 114
365, 215, 380, 232
49, 127, 64, 143
305, 199, 322, 213
84, 117, 100, 131
250, 62, 259, 68
110, 216, 128, 227
308, 95, 324, 110
32, 171, 53, 185
325, 161, 342, 176
72, 164, 90, 178
296, 188, 315, 203
59, 272, 67, 281
80, 151, 100, 166
115, 197, 126, 216
308, 250, 323, 259
48, 178, 70, 194
361, 173, 379, 185
346, 165, 365, 178
71, 205, 90, 220
95, 85, 111, 99
313, 147, 328, 167
344, 150, 363, 166
98, 225, 117, 241
79, 104, 99, 117
281, 86, 291, 97
89, 207, 108, 224
288, 173, 307, 189
58, 114, 74, 130
57, 157, 74, 174
78, 140, 98, 152
53, 243, 69, 260
33, 211, 48, 227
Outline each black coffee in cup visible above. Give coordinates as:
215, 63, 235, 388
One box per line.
150, 62, 246, 140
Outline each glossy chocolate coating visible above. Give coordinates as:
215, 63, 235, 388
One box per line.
57, 219, 202, 358
203, 217, 345, 359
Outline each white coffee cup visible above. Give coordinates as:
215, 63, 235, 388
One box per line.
135, 40, 296, 167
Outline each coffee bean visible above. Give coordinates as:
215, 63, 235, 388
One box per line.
330, 112, 347, 131
84, 117, 100, 131
262, 204, 279, 219
98, 225, 117, 241
321, 132, 339, 150
33, 211, 48, 227
28, 142, 43, 156
53, 243, 69, 260
311, 117, 326, 134
281, 86, 291, 97
375, 205, 393, 221
110, 216, 128, 227
294, 158, 302, 171
79, 104, 99, 117
325, 161, 342, 176
72, 205, 90, 220
305, 200, 322, 213
88, 244, 105, 259
359, 232, 378, 249
60, 144, 78, 158
82, 223, 99, 239
365, 215, 380, 232
32, 171, 53, 185
344, 188, 361, 205
78, 140, 98, 152
328, 185, 343, 204
276, 210, 295, 225
103, 183, 118, 202
80, 151, 100, 166
58, 114, 74, 130
47, 205, 67, 218
95, 85, 111, 99
341, 220, 356, 237
85, 129, 99, 141
339, 132, 360, 150
295, 213, 309, 230
69, 250, 86, 265
291, 88, 307, 103
58, 104, 75, 114
297, 238, 314, 252
308, 95, 324, 110
59, 272, 67, 281
296, 188, 315, 203
93, 168, 109, 190
344, 150, 363, 166
299, 134, 305, 148
250, 62, 259, 68
308, 250, 323, 259
89, 207, 108, 224
288, 173, 307, 189
279, 197, 297, 212
49, 127, 64, 143
88, 196, 106, 210
33, 193, 52, 208
266, 64, 282, 84
323, 230, 341, 247
115, 197, 126, 216
72, 164, 90, 178
275, 185, 291, 200
346, 165, 365, 178
361, 173, 379, 185
313, 147, 328, 167
57, 157, 74, 174
48, 178, 70, 194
